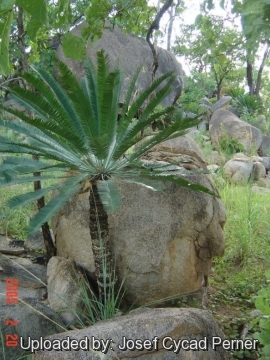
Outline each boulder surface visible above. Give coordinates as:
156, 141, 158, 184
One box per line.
56, 22, 183, 107
210, 109, 263, 152
33, 307, 229, 360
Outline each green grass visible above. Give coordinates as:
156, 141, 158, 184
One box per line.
217, 181, 270, 267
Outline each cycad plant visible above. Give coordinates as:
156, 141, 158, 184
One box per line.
0, 50, 215, 299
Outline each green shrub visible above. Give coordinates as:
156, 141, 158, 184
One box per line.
219, 137, 245, 156
233, 94, 263, 115
253, 271, 270, 360
227, 88, 245, 98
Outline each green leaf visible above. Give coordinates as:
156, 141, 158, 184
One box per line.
254, 328, 270, 345
0, 9, 13, 75
149, 174, 218, 198
28, 174, 85, 235
15, 0, 47, 23
0, 175, 64, 188
26, 18, 42, 40
6, 184, 60, 209
255, 288, 270, 314
62, 33, 86, 61
0, 0, 15, 11
265, 270, 270, 280
121, 177, 164, 191
195, 14, 203, 26
96, 179, 121, 214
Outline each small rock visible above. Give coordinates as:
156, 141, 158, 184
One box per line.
250, 155, 263, 163
206, 151, 226, 166
257, 175, 270, 188
207, 164, 219, 173
224, 159, 253, 184
251, 186, 270, 195
251, 162, 266, 181
0, 235, 25, 255
0, 253, 47, 290
47, 257, 89, 326
262, 157, 270, 171
250, 309, 264, 318
211, 96, 232, 113
201, 135, 210, 141
24, 229, 54, 252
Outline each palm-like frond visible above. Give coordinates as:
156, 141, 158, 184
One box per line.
0, 50, 214, 236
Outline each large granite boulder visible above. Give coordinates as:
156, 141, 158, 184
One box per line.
210, 109, 263, 152
52, 137, 226, 306
56, 22, 183, 107
33, 307, 229, 360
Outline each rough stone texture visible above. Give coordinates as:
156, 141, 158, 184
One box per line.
53, 173, 225, 305
228, 105, 239, 117
207, 164, 219, 173
140, 135, 206, 170
210, 109, 263, 152
47, 257, 88, 326
211, 96, 232, 113
251, 185, 270, 195
33, 308, 229, 360
262, 157, 270, 172
251, 162, 266, 181
206, 151, 226, 166
24, 229, 53, 251
224, 158, 254, 184
51, 191, 95, 275
0, 252, 47, 292
0, 298, 66, 359
259, 134, 270, 156
258, 175, 270, 188
56, 22, 183, 107
200, 97, 211, 107
0, 234, 25, 255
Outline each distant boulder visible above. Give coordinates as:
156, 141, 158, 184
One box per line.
56, 22, 183, 107
210, 109, 263, 153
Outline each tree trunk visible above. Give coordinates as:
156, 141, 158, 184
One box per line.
254, 43, 269, 96
167, 4, 174, 52
246, 58, 254, 95
33, 165, 57, 260
146, 0, 173, 81
17, 7, 56, 261
89, 182, 115, 301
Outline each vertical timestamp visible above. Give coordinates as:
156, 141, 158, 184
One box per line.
5, 278, 19, 348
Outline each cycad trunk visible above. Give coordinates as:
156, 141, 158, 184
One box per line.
89, 182, 116, 301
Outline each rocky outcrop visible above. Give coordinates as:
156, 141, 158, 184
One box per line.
140, 135, 206, 170
52, 136, 226, 306
33, 307, 229, 360
56, 22, 183, 107
210, 109, 263, 152
223, 153, 267, 184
